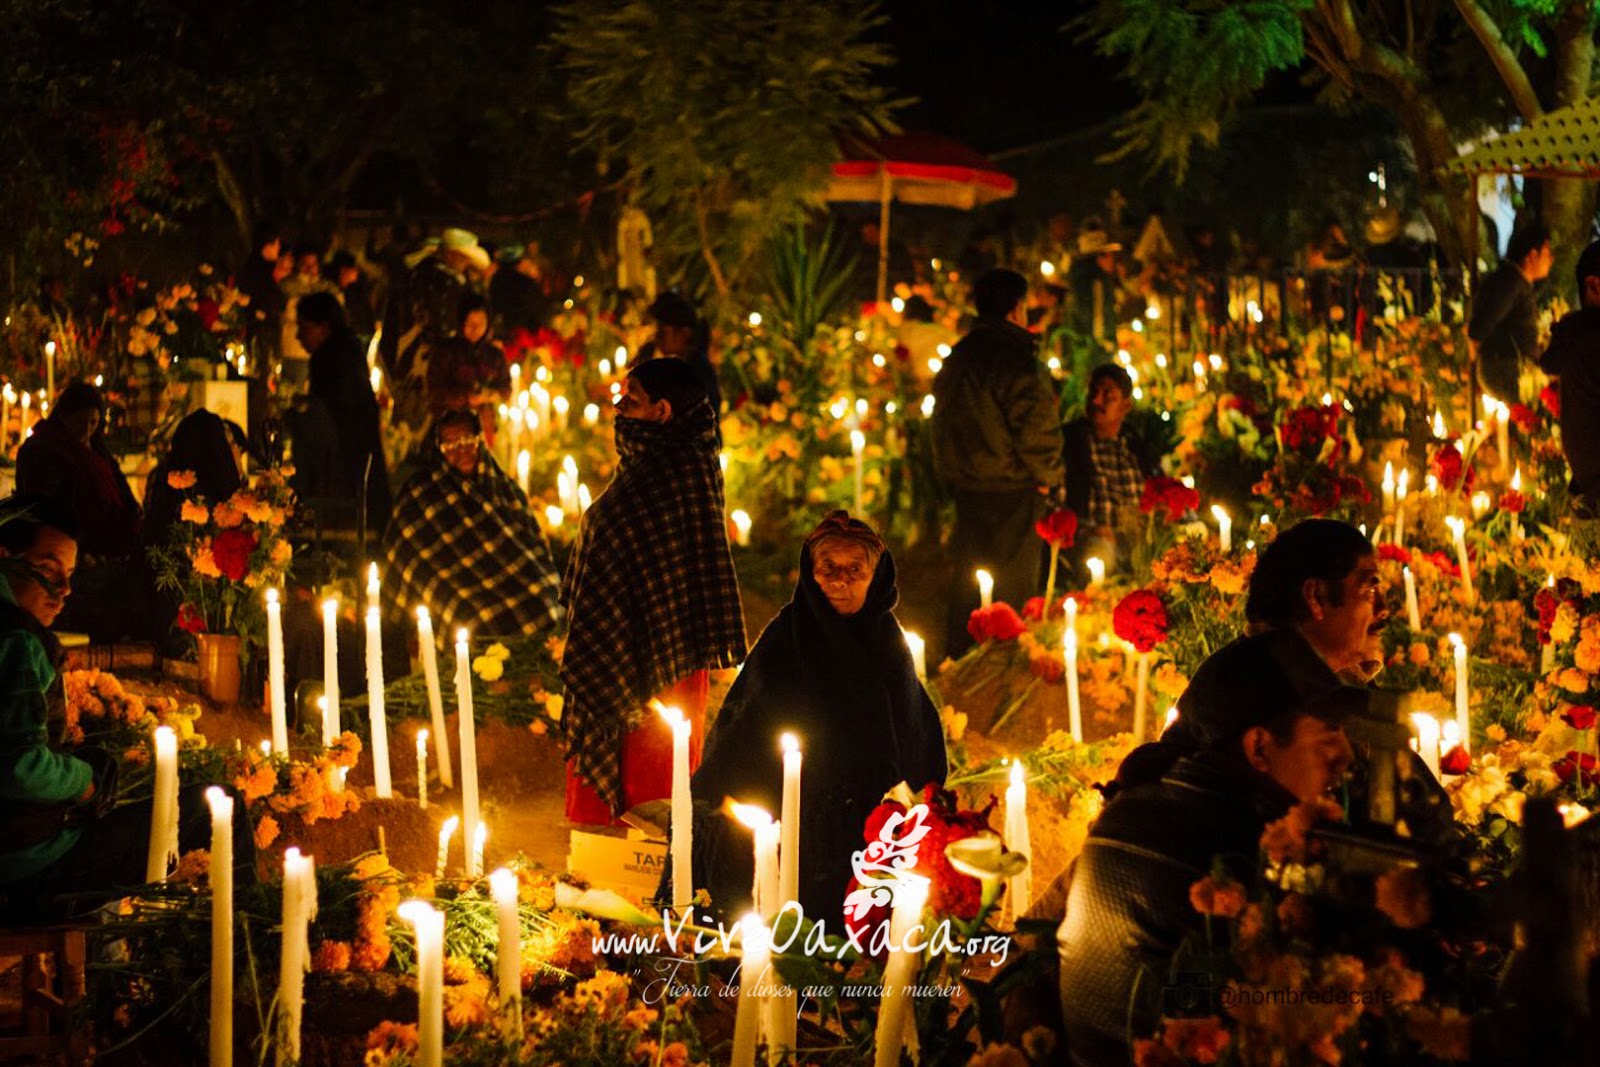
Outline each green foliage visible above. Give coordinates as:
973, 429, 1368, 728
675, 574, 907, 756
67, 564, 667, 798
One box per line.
763, 222, 861, 360
1076, 0, 1312, 176
552, 0, 902, 302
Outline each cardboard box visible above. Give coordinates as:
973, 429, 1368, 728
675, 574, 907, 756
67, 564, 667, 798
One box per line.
567, 830, 666, 903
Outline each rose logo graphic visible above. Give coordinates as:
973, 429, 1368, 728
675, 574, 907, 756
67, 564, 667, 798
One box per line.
842, 803, 932, 928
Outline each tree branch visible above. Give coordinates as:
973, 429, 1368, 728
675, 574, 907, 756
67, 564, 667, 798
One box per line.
1452, 0, 1544, 122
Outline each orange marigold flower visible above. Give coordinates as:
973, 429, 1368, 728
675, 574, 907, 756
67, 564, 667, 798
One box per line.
328, 731, 363, 768
212, 500, 244, 529
167, 470, 198, 490
351, 933, 392, 972
1188, 875, 1247, 919
443, 970, 491, 1028
312, 940, 352, 973
253, 815, 279, 850
173, 849, 210, 885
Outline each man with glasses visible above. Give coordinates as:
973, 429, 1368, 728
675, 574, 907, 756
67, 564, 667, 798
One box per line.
382, 410, 564, 638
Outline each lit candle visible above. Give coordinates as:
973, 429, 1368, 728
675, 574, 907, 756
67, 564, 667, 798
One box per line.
1003, 762, 1032, 917
1450, 632, 1469, 752
1489, 395, 1510, 470
578, 483, 592, 514
1410, 712, 1441, 778
1543, 576, 1557, 674
435, 815, 459, 879
1063, 598, 1082, 744
1381, 462, 1395, 513
2, 383, 12, 452
731, 803, 778, 917
397, 902, 444, 1067
1394, 470, 1409, 547
1445, 517, 1475, 604
582, 403, 600, 428
321, 598, 340, 745
454, 630, 482, 876
779, 734, 801, 910
366, 606, 392, 798
1441, 719, 1463, 767
207, 787, 235, 1067
975, 568, 994, 610
730, 509, 752, 547
366, 562, 380, 612
1510, 467, 1524, 541
472, 822, 488, 879
658, 703, 693, 911
1086, 556, 1106, 589
489, 868, 521, 1034
545, 505, 564, 531
18, 391, 29, 439
902, 629, 927, 681
265, 589, 288, 756
873, 876, 929, 1067
850, 429, 866, 515
730, 913, 770, 1067
146, 725, 179, 881
561, 455, 579, 513
276, 848, 316, 1067
44, 340, 55, 403
414, 608, 452, 788
1132, 651, 1150, 741
553, 395, 570, 431
1210, 503, 1231, 553
416, 729, 429, 810
516, 450, 531, 496
1403, 566, 1421, 632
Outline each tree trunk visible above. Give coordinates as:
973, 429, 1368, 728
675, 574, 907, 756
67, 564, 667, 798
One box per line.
1539, 4, 1597, 299
692, 190, 731, 300
211, 149, 254, 257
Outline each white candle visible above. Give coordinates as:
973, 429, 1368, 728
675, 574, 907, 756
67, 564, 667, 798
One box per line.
454, 630, 482, 876
489, 868, 521, 1034
1403, 566, 1421, 632
975, 568, 994, 610
1063, 599, 1082, 744
561, 455, 579, 513
1394, 470, 1409, 547
582, 403, 600, 428
366, 607, 392, 798
1450, 632, 1469, 752
730, 913, 770, 1067
276, 848, 316, 1067
731, 803, 778, 916
1510, 467, 1524, 540
397, 902, 444, 1067
44, 340, 55, 403
873, 876, 929, 1067
516, 449, 531, 496
1381, 462, 1395, 513
2, 383, 12, 452
207, 787, 235, 1067
435, 814, 459, 879
850, 430, 866, 515
18, 392, 29, 439
416, 730, 429, 810
658, 704, 694, 911
1003, 762, 1032, 918
146, 725, 179, 881
415, 608, 452, 788
265, 589, 288, 755
553, 394, 570, 431
321, 598, 340, 745
730, 509, 752, 547
1491, 396, 1510, 470
902, 629, 927, 681
1210, 504, 1231, 553
472, 821, 488, 877
1132, 651, 1150, 741
1445, 516, 1475, 604
1411, 712, 1442, 778
779, 734, 801, 910
1442, 719, 1463, 764
1086, 556, 1106, 589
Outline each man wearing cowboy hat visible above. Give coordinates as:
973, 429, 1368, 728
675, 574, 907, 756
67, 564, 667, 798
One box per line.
380, 227, 491, 431
1068, 219, 1123, 350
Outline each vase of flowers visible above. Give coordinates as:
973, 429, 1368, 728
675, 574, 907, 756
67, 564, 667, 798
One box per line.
148, 465, 296, 694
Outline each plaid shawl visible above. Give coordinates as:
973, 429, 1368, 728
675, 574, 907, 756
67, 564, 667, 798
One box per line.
560, 399, 747, 815
381, 436, 564, 638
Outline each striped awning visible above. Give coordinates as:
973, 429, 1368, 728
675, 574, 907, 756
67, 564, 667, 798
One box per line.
1442, 96, 1600, 179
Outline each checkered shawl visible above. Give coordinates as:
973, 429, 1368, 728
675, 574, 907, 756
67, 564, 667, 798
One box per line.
559, 399, 748, 815
381, 439, 565, 638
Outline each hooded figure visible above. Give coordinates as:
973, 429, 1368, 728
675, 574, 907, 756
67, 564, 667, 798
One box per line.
382, 411, 563, 638
681, 512, 947, 924
560, 360, 747, 823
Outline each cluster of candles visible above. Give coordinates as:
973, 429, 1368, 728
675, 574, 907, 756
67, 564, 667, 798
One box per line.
0, 381, 48, 453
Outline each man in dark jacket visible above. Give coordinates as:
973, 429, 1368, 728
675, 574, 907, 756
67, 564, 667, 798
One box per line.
1062, 363, 1154, 574
1470, 224, 1553, 402
1058, 629, 1360, 1067
932, 268, 1064, 656
1539, 239, 1600, 513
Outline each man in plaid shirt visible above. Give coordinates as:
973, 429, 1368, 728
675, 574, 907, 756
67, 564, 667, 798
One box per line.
1062, 364, 1154, 573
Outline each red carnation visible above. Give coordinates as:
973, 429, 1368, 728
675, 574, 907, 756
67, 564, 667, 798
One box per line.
1377, 543, 1412, 565
968, 603, 1026, 644
1541, 384, 1561, 420
1554, 750, 1600, 788
197, 298, 220, 331
1280, 405, 1339, 452
1439, 746, 1471, 776
176, 603, 207, 635
1509, 403, 1537, 434
212, 528, 259, 582
1139, 477, 1200, 522
1562, 705, 1597, 730
1535, 588, 1560, 642
1430, 444, 1466, 491
1427, 550, 1459, 579
1113, 589, 1169, 653
1034, 508, 1079, 550
1498, 490, 1526, 514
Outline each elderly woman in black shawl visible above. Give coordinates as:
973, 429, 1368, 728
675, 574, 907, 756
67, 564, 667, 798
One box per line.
382, 410, 563, 637
683, 511, 947, 925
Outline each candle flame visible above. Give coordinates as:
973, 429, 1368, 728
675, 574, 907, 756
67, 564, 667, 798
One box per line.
652, 699, 685, 727
416, 605, 430, 622
728, 801, 773, 830
1209, 503, 1228, 522
439, 814, 460, 840
489, 867, 517, 902
1410, 712, 1441, 739
455, 628, 470, 646
397, 899, 437, 925
323, 597, 338, 616
1448, 632, 1464, 649
1009, 761, 1025, 788
418, 728, 429, 744
781, 732, 799, 755
266, 587, 279, 606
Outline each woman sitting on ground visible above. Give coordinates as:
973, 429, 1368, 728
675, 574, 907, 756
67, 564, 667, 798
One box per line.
681, 511, 948, 924
382, 410, 563, 637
